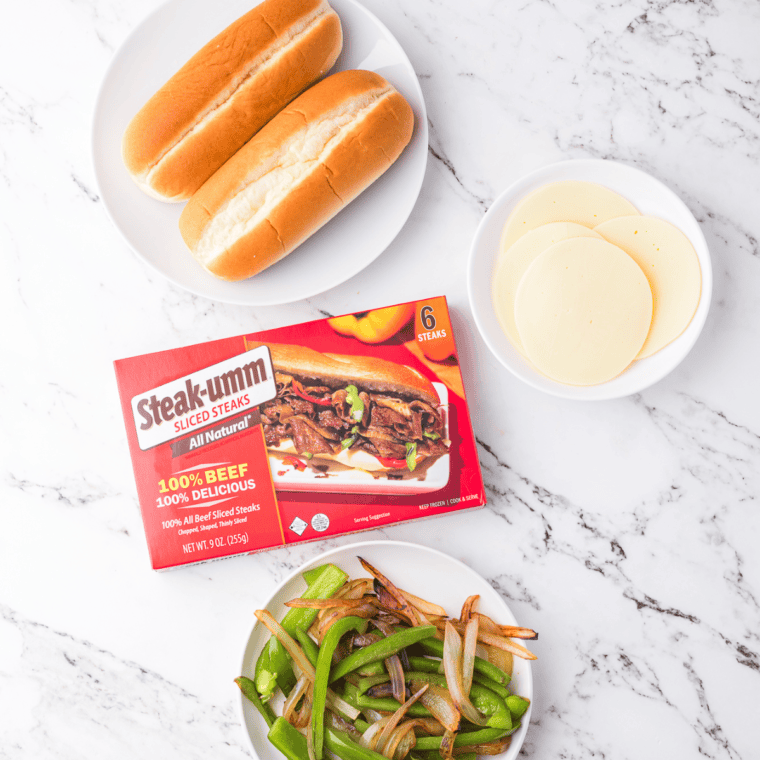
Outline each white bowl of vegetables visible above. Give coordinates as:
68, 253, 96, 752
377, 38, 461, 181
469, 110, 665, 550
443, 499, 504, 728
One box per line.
238, 541, 536, 760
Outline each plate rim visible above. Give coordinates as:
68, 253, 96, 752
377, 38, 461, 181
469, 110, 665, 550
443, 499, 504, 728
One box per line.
91, 0, 429, 306
467, 158, 713, 401
237, 538, 533, 760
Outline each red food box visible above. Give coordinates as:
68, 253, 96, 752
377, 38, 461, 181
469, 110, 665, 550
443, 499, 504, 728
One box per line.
114, 296, 485, 570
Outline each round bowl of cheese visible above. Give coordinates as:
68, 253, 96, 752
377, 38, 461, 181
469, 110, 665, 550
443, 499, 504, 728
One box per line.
468, 159, 712, 400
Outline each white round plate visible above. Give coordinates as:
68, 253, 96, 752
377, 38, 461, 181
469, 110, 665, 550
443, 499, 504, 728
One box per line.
468, 159, 713, 400
239, 540, 533, 760
92, 0, 428, 305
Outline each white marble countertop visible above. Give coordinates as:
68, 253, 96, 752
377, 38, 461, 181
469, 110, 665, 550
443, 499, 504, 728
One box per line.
2, 0, 759, 757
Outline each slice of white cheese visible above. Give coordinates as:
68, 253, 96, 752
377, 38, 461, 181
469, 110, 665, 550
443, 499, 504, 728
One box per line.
500, 181, 640, 252
594, 216, 702, 359
492, 222, 602, 356
514, 237, 653, 386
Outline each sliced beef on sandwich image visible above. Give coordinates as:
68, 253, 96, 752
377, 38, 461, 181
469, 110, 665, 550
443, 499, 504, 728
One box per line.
245, 341, 449, 474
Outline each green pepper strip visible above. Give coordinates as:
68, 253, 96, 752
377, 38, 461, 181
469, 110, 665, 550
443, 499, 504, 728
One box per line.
473, 672, 511, 700
295, 628, 320, 668
356, 660, 386, 677
506, 694, 530, 719
235, 676, 276, 728
356, 673, 391, 695
268, 716, 310, 760
407, 656, 442, 674
255, 563, 348, 700
302, 564, 332, 585
329, 625, 437, 683
345, 386, 365, 423
313, 616, 368, 760
355, 694, 432, 716
418, 638, 511, 685
325, 728, 390, 760
414, 728, 510, 751
341, 681, 362, 706
406, 672, 511, 730
405, 442, 417, 472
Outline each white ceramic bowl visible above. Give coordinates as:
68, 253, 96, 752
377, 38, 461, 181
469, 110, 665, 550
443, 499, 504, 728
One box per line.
468, 159, 712, 400
239, 540, 533, 760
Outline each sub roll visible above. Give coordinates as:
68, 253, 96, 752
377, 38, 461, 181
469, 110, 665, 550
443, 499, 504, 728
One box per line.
178, 70, 415, 281
122, 0, 342, 202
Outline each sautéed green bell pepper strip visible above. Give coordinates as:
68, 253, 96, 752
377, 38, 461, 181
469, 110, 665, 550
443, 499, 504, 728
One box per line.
235, 676, 276, 728
302, 564, 332, 585
268, 717, 310, 760
413, 728, 512, 751
254, 563, 347, 700
312, 616, 368, 760
295, 628, 320, 668
329, 625, 437, 683
325, 728, 390, 760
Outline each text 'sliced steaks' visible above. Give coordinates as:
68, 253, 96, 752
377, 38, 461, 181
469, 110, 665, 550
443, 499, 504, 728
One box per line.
114, 296, 485, 570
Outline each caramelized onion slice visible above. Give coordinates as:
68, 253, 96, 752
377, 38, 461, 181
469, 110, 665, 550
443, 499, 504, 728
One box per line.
293, 683, 312, 729
255, 609, 316, 679
326, 710, 364, 742
483, 643, 513, 680
286, 597, 372, 609
439, 729, 456, 760
461, 616, 478, 695
375, 685, 429, 755
384, 720, 423, 760
413, 717, 447, 736
360, 717, 392, 751
459, 595, 480, 624
386, 654, 406, 704
283, 675, 309, 724
476, 630, 537, 661
476, 613, 538, 640
398, 588, 448, 617
410, 680, 460, 733
443, 622, 487, 726
360, 557, 425, 626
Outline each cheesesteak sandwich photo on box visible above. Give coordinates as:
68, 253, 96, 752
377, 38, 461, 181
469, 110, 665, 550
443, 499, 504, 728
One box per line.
244, 341, 449, 483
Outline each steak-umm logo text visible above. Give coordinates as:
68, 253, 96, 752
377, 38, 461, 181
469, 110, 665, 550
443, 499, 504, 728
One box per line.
130, 346, 276, 451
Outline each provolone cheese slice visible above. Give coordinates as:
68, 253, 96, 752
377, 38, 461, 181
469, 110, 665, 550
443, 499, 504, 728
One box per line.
500, 181, 640, 252
492, 222, 602, 355
594, 216, 701, 359
514, 238, 653, 386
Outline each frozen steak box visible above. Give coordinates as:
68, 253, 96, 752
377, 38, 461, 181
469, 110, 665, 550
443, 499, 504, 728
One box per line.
114, 296, 486, 569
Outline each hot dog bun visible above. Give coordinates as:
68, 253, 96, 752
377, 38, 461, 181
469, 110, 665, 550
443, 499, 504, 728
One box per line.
178, 70, 415, 281
245, 340, 439, 406
122, 0, 342, 202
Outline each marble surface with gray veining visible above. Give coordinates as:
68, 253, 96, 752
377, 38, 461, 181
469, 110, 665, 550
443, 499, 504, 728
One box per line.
1, 0, 759, 757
